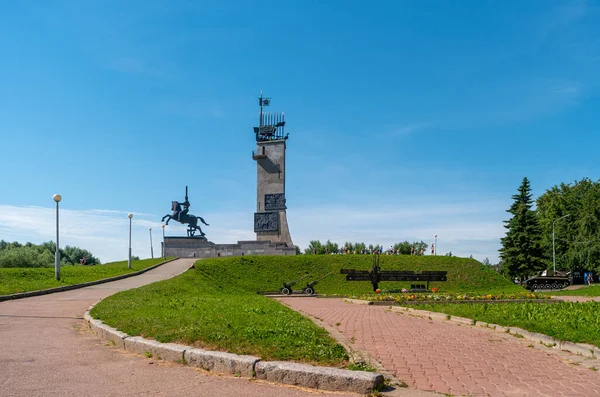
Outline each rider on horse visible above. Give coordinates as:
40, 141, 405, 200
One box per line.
171, 198, 190, 223
163, 186, 209, 237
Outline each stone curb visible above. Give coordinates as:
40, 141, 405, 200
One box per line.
185, 348, 259, 378
84, 306, 384, 393
381, 303, 598, 358
0, 257, 179, 302
255, 361, 384, 394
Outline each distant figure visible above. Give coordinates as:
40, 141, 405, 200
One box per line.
587, 273, 593, 286
431, 243, 435, 255
79, 256, 87, 265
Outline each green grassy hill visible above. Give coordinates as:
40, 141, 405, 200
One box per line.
196, 254, 523, 295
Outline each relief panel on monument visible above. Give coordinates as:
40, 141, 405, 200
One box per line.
254, 212, 279, 232
264, 193, 286, 210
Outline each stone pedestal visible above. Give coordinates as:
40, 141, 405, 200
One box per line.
164, 237, 296, 258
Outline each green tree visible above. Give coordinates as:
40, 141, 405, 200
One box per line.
536, 178, 600, 273
324, 240, 339, 255
353, 242, 366, 253
499, 177, 544, 279
295, 245, 301, 255
343, 242, 354, 253
393, 241, 412, 255
305, 240, 325, 255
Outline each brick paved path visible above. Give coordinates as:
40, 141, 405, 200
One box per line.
279, 297, 600, 397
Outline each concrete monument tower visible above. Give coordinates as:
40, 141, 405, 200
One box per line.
252, 93, 294, 247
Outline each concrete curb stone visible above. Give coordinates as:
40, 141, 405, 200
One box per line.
254, 361, 384, 394
560, 341, 596, 358
124, 337, 187, 362
184, 348, 259, 377
343, 298, 373, 305
96, 322, 129, 350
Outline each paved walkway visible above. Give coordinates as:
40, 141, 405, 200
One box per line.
279, 297, 600, 397
0, 260, 357, 397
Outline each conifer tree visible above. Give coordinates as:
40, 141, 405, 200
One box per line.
499, 177, 544, 279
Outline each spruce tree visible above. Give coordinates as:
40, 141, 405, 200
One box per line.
499, 177, 544, 279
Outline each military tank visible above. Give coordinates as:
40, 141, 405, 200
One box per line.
522, 270, 570, 291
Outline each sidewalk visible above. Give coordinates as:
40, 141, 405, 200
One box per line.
279, 297, 600, 397
0, 259, 357, 397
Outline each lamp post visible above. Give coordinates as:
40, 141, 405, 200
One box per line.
552, 214, 570, 274
128, 213, 133, 269
149, 228, 154, 259
161, 224, 166, 259
434, 234, 438, 256
53, 194, 62, 280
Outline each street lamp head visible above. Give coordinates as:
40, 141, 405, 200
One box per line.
434, 234, 438, 238
149, 228, 152, 231
53, 194, 62, 203
161, 224, 165, 229
128, 213, 133, 219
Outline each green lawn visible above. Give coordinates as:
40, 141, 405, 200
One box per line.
0, 257, 174, 295
547, 285, 600, 297
194, 255, 523, 295
90, 269, 348, 366
410, 301, 600, 347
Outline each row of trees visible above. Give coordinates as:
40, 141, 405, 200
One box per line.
302, 240, 430, 255
500, 177, 600, 279
0, 240, 100, 268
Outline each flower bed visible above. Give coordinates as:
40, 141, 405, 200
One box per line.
349, 292, 551, 303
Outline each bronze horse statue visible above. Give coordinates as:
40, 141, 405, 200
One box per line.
161, 201, 209, 237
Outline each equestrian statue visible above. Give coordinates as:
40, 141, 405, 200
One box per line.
161, 186, 209, 237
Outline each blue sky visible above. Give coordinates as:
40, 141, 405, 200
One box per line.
1, 1, 599, 263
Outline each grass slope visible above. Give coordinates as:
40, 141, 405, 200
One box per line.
0, 257, 174, 295
196, 255, 523, 295
411, 301, 600, 347
91, 269, 348, 365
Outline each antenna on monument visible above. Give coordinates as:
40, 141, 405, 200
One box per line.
254, 92, 285, 142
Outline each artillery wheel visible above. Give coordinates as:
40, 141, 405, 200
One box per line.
533, 284, 538, 290
552, 283, 558, 290
304, 287, 314, 295
281, 287, 291, 295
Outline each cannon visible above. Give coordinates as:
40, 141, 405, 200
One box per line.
302, 273, 332, 295
280, 274, 310, 295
